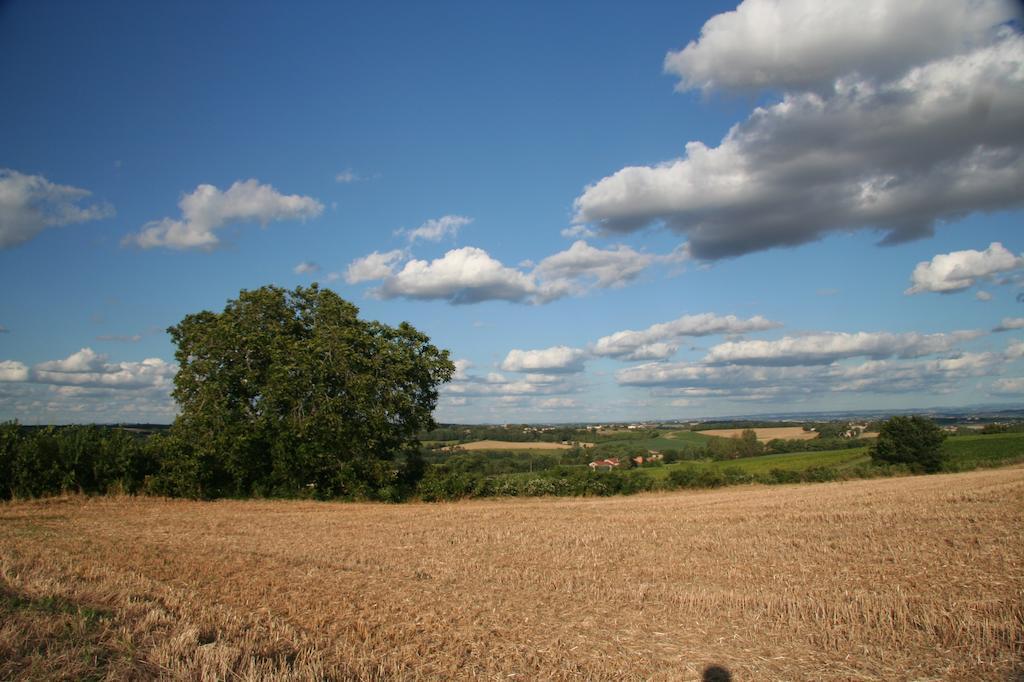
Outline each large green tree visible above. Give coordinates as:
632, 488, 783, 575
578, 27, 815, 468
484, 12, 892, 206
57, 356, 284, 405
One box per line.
161, 285, 454, 499
870, 415, 946, 473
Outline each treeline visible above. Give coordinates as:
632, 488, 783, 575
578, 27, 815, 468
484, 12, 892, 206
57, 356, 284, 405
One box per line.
591, 430, 870, 463
417, 460, 934, 502
0, 423, 425, 501
0, 423, 160, 499
421, 424, 666, 445
421, 424, 592, 444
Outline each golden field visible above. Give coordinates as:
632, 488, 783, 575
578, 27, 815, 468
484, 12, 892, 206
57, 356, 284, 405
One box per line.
700, 426, 819, 442
1, 468, 1022, 680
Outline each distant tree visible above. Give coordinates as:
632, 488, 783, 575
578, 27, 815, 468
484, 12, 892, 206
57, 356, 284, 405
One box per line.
735, 429, 764, 458
160, 285, 454, 499
870, 416, 946, 473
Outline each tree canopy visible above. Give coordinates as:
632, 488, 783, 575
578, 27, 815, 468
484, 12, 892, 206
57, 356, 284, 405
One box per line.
160, 285, 454, 499
870, 415, 946, 473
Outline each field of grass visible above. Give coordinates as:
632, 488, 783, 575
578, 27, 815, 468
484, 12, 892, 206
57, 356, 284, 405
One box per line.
640, 447, 871, 480
942, 432, 1024, 468
594, 430, 712, 451
1, 468, 1021, 679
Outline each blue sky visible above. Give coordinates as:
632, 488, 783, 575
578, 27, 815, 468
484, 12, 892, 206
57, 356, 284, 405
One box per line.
1, 0, 1023, 424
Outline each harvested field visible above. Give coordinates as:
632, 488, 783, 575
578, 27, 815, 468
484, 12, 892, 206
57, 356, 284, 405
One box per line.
701, 426, 818, 442
1, 468, 1022, 680
452, 439, 593, 450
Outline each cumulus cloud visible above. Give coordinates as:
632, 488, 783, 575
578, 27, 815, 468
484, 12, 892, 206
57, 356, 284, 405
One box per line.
373, 247, 539, 304
294, 261, 320, 275
703, 330, 981, 366
1005, 340, 1024, 359
451, 358, 473, 381
593, 313, 781, 360
0, 168, 114, 248
560, 225, 596, 239
976, 291, 994, 301
0, 348, 178, 422
537, 397, 578, 409
533, 240, 653, 293
991, 377, 1024, 394
124, 179, 323, 250
335, 169, 360, 183
366, 240, 663, 305
344, 249, 406, 284
620, 349, 1006, 399
500, 346, 586, 373
29, 348, 176, 390
401, 215, 472, 243
574, 13, 1024, 259
663, 0, 1015, 93
443, 365, 577, 398
0, 361, 30, 382
994, 317, 1024, 332
906, 242, 1023, 294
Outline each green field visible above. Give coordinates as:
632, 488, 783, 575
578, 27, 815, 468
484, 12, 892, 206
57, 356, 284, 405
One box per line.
508, 432, 1024, 483
651, 448, 871, 479
592, 429, 713, 450
940, 432, 1024, 469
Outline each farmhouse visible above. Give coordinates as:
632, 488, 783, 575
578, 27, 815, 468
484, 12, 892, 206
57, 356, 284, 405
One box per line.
588, 458, 620, 470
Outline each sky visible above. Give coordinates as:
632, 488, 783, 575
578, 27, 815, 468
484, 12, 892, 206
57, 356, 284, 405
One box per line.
1, 0, 1023, 425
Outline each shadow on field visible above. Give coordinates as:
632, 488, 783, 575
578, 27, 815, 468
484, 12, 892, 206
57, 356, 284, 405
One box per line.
702, 664, 732, 681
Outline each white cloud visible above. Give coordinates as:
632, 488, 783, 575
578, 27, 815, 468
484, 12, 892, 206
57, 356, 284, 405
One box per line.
35, 347, 106, 373
537, 397, 578, 409
991, 377, 1024, 394
906, 242, 1023, 294
593, 312, 781, 360
1006, 340, 1024, 359
664, 0, 1015, 93
533, 240, 653, 293
976, 290, 994, 301
560, 224, 596, 239
29, 348, 176, 390
703, 330, 982, 366
0, 348, 178, 424
444, 370, 576, 398
994, 317, 1024, 331
500, 346, 586, 373
452, 358, 473, 381
0, 361, 29, 382
335, 169, 359, 183
124, 179, 323, 250
350, 238, 683, 305
619, 347, 1006, 399
344, 249, 406, 284
294, 261, 320, 275
373, 247, 538, 304
574, 26, 1024, 260
402, 215, 472, 243
0, 168, 114, 248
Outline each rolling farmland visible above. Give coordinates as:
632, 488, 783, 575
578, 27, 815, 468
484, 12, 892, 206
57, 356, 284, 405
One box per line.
699, 426, 817, 442
2, 467, 1022, 680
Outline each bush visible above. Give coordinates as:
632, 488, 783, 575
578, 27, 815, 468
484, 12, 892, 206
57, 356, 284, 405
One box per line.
871, 416, 946, 473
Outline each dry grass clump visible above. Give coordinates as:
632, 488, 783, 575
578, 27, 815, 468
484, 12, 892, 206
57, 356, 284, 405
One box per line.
1, 468, 1022, 680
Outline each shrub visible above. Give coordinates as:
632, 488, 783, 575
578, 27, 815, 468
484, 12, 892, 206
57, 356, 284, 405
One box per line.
871, 416, 946, 473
